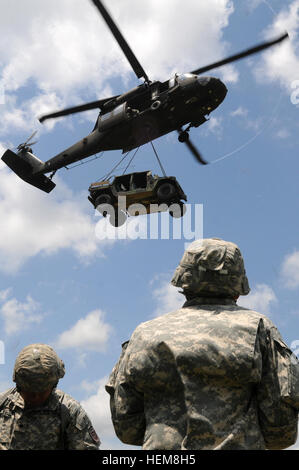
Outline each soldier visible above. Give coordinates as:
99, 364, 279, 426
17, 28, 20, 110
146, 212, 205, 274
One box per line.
0, 343, 100, 450
106, 238, 299, 450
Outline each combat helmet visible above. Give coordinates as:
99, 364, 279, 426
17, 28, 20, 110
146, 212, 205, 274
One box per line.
171, 238, 250, 298
13, 343, 65, 392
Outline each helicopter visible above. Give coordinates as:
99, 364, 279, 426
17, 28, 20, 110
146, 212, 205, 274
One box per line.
1, 0, 288, 193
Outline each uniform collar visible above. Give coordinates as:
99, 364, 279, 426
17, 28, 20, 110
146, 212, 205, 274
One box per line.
12, 390, 60, 411
183, 297, 237, 307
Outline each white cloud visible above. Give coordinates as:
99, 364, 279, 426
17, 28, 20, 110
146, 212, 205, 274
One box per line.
245, 0, 265, 12
0, 144, 167, 273
0, 0, 237, 135
0, 161, 115, 273
0, 93, 66, 135
281, 250, 299, 289
227, 107, 264, 134
204, 116, 224, 139
151, 276, 183, 317
238, 283, 277, 315
230, 107, 249, 118
254, 1, 299, 91
0, 288, 12, 302
80, 377, 119, 450
276, 128, 291, 139
0, 292, 43, 335
55, 310, 113, 352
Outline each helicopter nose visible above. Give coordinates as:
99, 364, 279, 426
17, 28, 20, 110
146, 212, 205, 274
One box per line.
211, 77, 228, 102
197, 76, 228, 105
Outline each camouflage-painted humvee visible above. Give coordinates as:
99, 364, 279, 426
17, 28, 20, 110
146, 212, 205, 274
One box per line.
88, 170, 187, 226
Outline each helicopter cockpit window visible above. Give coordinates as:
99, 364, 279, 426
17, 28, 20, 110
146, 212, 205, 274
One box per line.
177, 73, 197, 87
178, 73, 194, 80
99, 103, 129, 131
169, 77, 176, 88
101, 111, 111, 122
101, 104, 124, 122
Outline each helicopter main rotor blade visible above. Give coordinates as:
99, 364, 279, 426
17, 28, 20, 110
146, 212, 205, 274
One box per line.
191, 32, 288, 76
24, 130, 38, 145
185, 138, 208, 165
177, 130, 208, 165
91, 0, 150, 83
39, 98, 117, 123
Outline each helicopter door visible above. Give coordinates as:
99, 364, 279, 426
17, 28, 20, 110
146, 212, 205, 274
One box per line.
99, 103, 130, 131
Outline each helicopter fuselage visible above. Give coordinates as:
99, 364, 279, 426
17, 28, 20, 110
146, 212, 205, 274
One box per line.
40, 73, 227, 174
1, 0, 287, 193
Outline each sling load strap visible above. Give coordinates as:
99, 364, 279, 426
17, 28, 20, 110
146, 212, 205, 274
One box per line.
150, 141, 166, 177
122, 147, 140, 175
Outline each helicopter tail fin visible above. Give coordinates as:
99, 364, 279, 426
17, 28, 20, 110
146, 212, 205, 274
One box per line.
1, 149, 56, 193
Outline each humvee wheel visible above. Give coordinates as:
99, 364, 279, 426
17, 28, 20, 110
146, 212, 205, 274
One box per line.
156, 182, 177, 201
95, 194, 113, 216
95, 193, 112, 206
110, 210, 127, 227
169, 202, 187, 218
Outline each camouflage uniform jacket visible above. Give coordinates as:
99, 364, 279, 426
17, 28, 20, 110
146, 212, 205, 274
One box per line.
0, 388, 100, 450
106, 298, 299, 450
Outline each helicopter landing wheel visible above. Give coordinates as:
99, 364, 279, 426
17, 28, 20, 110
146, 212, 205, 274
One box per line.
178, 131, 189, 143
151, 100, 161, 111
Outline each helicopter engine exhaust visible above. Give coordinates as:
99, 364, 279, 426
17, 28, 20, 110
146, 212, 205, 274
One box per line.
1, 149, 56, 193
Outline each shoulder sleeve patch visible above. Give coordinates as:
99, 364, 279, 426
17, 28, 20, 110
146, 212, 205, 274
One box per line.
89, 426, 101, 444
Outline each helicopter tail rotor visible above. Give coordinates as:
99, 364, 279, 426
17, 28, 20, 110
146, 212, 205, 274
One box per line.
16, 130, 38, 153
1, 144, 56, 193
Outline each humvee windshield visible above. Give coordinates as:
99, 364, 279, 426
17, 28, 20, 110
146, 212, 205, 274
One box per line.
114, 174, 131, 191
131, 172, 148, 189
114, 172, 150, 191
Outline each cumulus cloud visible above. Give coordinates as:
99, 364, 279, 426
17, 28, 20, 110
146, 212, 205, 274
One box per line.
230, 107, 249, 118
238, 283, 277, 315
55, 309, 113, 352
0, 288, 12, 302
151, 276, 183, 317
281, 250, 299, 289
0, 143, 164, 273
80, 377, 121, 449
0, 0, 237, 135
0, 291, 43, 335
276, 128, 291, 139
203, 116, 224, 139
254, 1, 299, 91
0, 160, 115, 272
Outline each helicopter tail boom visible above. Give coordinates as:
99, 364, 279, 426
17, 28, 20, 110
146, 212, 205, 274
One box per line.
1, 149, 56, 193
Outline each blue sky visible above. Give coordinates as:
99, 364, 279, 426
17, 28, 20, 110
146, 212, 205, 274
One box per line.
0, 0, 299, 450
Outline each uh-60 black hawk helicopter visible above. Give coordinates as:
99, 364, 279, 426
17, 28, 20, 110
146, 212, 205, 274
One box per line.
2, 0, 288, 193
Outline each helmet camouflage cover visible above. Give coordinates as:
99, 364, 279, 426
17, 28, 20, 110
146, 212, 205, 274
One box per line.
13, 343, 65, 392
171, 238, 250, 297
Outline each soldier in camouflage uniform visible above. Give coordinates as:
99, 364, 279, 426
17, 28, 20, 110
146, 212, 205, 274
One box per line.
0, 343, 100, 450
106, 238, 299, 450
